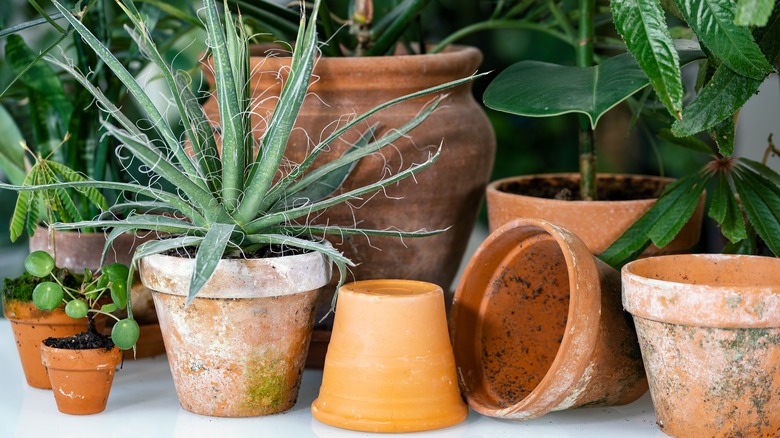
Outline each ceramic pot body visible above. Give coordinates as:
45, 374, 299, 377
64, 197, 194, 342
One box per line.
40, 344, 122, 415
451, 218, 647, 419
623, 254, 780, 438
140, 251, 330, 417
204, 46, 495, 324
2, 299, 87, 389
28, 226, 150, 271
312, 280, 467, 432
486, 174, 704, 255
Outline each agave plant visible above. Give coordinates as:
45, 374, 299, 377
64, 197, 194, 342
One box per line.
0, 0, 479, 311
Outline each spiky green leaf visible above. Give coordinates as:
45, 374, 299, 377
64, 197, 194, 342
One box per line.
188, 223, 235, 304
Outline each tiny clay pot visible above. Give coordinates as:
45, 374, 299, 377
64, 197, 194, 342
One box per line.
312, 280, 468, 432
623, 254, 780, 437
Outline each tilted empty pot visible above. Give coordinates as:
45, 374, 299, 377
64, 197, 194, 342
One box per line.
623, 254, 780, 437
450, 218, 647, 419
312, 280, 467, 432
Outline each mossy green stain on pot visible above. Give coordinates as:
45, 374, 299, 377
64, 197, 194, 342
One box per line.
243, 354, 289, 412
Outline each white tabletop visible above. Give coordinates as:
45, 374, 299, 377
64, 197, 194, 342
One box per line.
0, 318, 669, 437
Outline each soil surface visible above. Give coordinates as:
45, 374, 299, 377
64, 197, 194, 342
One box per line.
164, 243, 310, 259
500, 176, 667, 201
44, 330, 115, 350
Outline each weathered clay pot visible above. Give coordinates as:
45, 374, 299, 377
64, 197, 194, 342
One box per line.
2, 299, 87, 389
486, 174, 705, 255
28, 226, 146, 271
622, 254, 780, 437
204, 46, 496, 338
312, 280, 467, 432
40, 344, 122, 415
140, 250, 330, 417
450, 218, 647, 419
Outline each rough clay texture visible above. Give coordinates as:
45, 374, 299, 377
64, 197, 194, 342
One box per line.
486, 174, 705, 255
142, 252, 327, 417
623, 254, 780, 437
40, 344, 122, 415
451, 219, 647, 420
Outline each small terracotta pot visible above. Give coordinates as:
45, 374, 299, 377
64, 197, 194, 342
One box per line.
486, 173, 705, 255
450, 218, 647, 419
312, 280, 467, 432
140, 250, 330, 417
2, 299, 87, 389
622, 254, 780, 437
28, 226, 151, 271
40, 344, 122, 415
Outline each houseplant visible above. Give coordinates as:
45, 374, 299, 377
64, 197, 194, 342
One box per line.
4, 0, 481, 416
482, 0, 709, 257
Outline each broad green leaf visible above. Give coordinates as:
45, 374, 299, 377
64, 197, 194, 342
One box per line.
657, 129, 714, 155
673, 0, 772, 79
672, 65, 762, 137
708, 171, 747, 242
753, 2, 780, 68
0, 105, 26, 185
188, 223, 235, 304
484, 47, 704, 128
600, 170, 709, 267
740, 157, 780, 187
733, 167, 780, 255
735, 0, 774, 26
712, 117, 736, 156
612, 0, 683, 118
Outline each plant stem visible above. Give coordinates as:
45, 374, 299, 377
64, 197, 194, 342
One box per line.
430, 20, 571, 54
577, 0, 596, 201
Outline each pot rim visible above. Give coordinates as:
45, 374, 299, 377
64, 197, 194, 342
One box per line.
622, 254, 780, 327
140, 249, 332, 299
40, 343, 122, 370
487, 173, 674, 206
451, 218, 602, 418
248, 43, 481, 61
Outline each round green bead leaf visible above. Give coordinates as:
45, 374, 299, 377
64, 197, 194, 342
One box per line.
32, 282, 63, 311
65, 299, 88, 319
112, 318, 140, 350
110, 279, 127, 308
24, 251, 55, 278
102, 263, 129, 281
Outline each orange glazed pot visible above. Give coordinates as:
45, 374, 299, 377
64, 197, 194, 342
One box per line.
3, 299, 87, 389
40, 344, 122, 415
623, 254, 780, 438
140, 250, 330, 417
312, 280, 467, 432
486, 174, 705, 255
204, 46, 496, 336
451, 219, 647, 419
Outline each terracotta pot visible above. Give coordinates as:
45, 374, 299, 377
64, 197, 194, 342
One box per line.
622, 254, 780, 437
40, 344, 122, 415
312, 280, 467, 432
204, 46, 496, 336
140, 250, 330, 417
450, 218, 647, 419
486, 173, 705, 255
2, 299, 87, 389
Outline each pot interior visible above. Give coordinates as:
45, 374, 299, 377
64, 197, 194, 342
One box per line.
626, 254, 780, 288
497, 175, 666, 201
457, 232, 570, 409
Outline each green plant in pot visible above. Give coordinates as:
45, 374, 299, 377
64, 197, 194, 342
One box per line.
482, 0, 711, 260
1, 0, 479, 417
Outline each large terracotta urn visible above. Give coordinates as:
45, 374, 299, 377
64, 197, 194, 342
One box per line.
204, 46, 496, 347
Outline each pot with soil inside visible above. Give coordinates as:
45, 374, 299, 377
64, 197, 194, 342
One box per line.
622, 254, 780, 437
486, 173, 705, 255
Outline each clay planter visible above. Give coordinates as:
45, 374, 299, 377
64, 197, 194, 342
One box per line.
622, 254, 780, 437
40, 344, 122, 415
139, 250, 330, 417
28, 226, 146, 271
312, 280, 467, 432
2, 299, 87, 389
204, 46, 496, 337
450, 218, 647, 419
486, 173, 705, 255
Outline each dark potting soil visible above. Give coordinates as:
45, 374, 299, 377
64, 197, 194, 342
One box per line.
163, 242, 310, 259
44, 330, 115, 350
499, 176, 667, 201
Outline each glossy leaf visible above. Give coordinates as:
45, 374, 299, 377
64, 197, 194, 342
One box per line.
673, 0, 772, 79
612, 0, 683, 118
733, 167, 780, 256
484, 46, 704, 128
600, 171, 709, 267
708, 171, 747, 242
188, 223, 235, 304
735, 0, 774, 26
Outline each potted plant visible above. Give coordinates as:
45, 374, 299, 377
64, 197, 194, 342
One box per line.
3, 0, 480, 417
3, 249, 136, 414
482, 0, 709, 258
